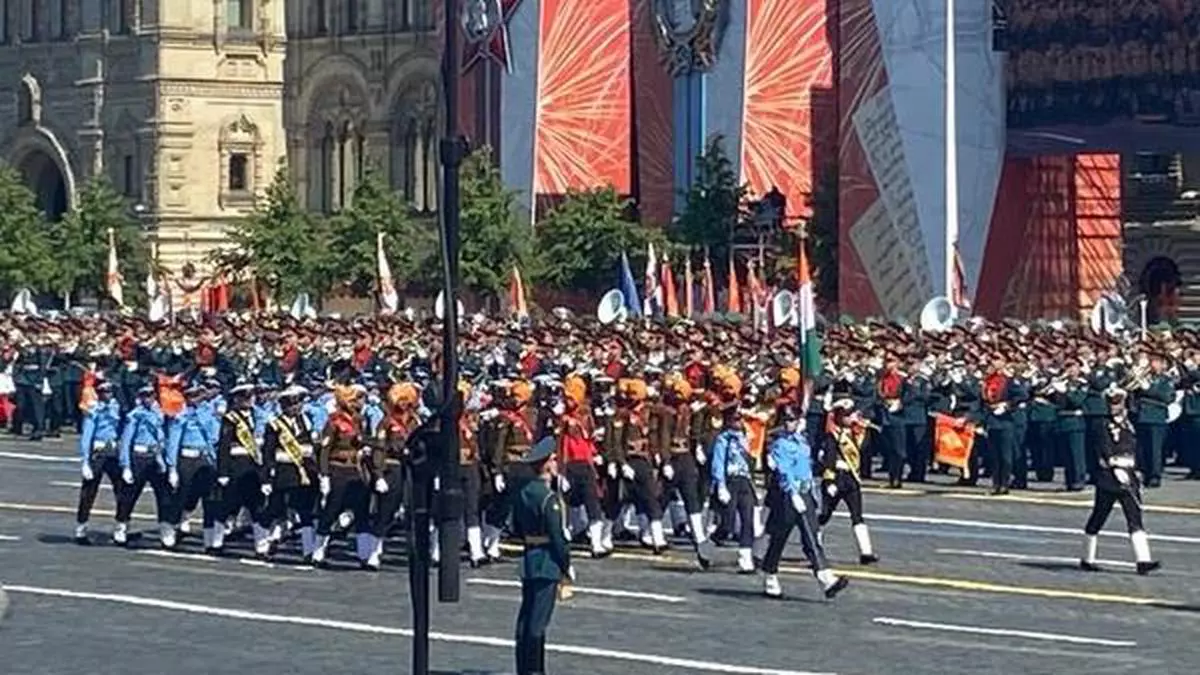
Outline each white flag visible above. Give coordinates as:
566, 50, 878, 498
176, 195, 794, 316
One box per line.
106, 227, 124, 307
377, 231, 399, 314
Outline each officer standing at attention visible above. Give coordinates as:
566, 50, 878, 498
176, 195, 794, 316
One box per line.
513, 436, 573, 675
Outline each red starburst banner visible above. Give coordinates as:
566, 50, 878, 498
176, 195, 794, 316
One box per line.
534, 0, 632, 195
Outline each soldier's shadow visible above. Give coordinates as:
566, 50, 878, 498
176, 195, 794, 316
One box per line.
695, 587, 824, 604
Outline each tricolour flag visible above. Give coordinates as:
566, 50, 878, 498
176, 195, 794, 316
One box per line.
619, 251, 642, 317
509, 264, 529, 319
726, 254, 741, 314
683, 256, 695, 319
377, 231, 399, 314
106, 227, 124, 307
796, 234, 822, 379
643, 241, 661, 317
702, 254, 715, 315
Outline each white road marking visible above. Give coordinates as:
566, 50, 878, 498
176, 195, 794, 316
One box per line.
1, 584, 831, 675
0, 535, 21, 542
836, 511, 1200, 544
935, 548, 1137, 569
238, 559, 314, 572
0, 501, 153, 521
137, 550, 218, 563
51, 480, 110, 490
0, 451, 75, 463
873, 617, 1137, 647
467, 577, 686, 604
941, 492, 1200, 515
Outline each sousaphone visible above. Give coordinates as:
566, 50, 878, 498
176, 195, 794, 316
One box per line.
596, 288, 628, 325
919, 296, 956, 332
1090, 292, 1127, 335
771, 289, 797, 328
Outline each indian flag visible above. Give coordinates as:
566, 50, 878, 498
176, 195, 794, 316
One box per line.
796, 233, 822, 379
106, 227, 124, 308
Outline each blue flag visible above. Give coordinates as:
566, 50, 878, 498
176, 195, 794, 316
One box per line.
619, 251, 642, 317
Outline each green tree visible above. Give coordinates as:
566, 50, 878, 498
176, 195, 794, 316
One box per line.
458, 146, 533, 302
214, 165, 339, 304
47, 176, 148, 307
806, 161, 839, 303
330, 169, 437, 298
0, 166, 54, 299
534, 186, 665, 295
671, 135, 749, 264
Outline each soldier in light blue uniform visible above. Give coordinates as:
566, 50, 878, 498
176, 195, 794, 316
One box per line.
253, 384, 281, 446
304, 383, 333, 441
115, 385, 171, 548
165, 385, 220, 545
74, 381, 124, 545
760, 407, 849, 600
362, 381, 385, 437
710, 403, 759, 573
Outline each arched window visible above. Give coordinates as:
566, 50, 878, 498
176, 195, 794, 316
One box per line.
227, 0, 252, 30
218, 114, 262, 209
390, 80, 439, 213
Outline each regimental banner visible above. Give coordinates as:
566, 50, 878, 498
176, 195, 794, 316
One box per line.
739, 0, 833, 217
533, 0, 632, 196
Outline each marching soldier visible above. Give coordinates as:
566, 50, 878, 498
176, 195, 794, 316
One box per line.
761, 407, 849, 599
74, 381, 123, 544
557, 374, 606, 558
485, 379, 546, 555
609, 375, 667, 553
312, 384, 373, 568
213, 383, 268, 556
115, 385, 171, 547
710, 397, 758, 573
512, 436, 572, 675
1079, 386, 1160, 575
653, 371, 712, 567
368, 381, 422, 570
1082, 350, 1116, 484
166, 384, 220, 543
818, 387, 879, 565
258, 385, 317, 561
459, 378, 488, 567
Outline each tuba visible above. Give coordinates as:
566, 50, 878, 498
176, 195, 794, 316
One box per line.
919, 296, 956, 332
1090, 292, 1127, 335
10, 288, 37, 316
596, 289, 628, 325
771, 289, 797, 328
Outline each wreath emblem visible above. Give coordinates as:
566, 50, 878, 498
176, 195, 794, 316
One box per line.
652, 0, 727, 77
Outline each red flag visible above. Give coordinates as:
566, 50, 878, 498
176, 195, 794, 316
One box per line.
684, 257, 695, 318
661, 256, 679, 318
702, 255, 716, 314
726, 254, 742, 314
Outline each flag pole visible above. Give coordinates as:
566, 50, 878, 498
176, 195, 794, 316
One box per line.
945, 0, 959, 300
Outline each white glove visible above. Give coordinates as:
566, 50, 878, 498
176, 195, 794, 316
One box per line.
80, 462, 94, 481
217, 476, 230, 487
260, 483, 273, 497
319, 475, 331, 496
567, 565, 577, 583
825, 482, 838, 498
592, 453, 604, 466
607, 462, 618, 479
494, 473, 506, 493
1114, 468, 1131, 485
621, 464, 636, 481
717, 485, 731, 505
661, 463, 675, 481
121, 468, 134, 484
375, 478, 389, 494
552, 401, 565, 416
1053, 380, 1067, 393
168, 469, 179, 490
694, 446, 706, 465
791, 493, 807, 514
558, 475, 571, 493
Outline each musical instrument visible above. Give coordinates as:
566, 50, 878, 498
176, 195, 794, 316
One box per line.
1120, 364, 1151, 391
770, 289, 797, 328
10, 288, 37, 315
1090, 292, 1128, 335
919, 296, 956, 332
597, 289, 628, 325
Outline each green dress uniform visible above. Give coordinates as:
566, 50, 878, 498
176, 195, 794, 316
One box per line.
1082, 367, 1115, 482
1008, 375, 1031, 488
1135, 374, 1174, 487
1027, 378, 1058, 482
512, 439, 571, 675
1052, 380, 1088, 490
904, 373, 931, 483
1180, 368, 1200, 479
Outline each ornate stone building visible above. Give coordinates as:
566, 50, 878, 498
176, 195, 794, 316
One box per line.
0, 0, 439, 297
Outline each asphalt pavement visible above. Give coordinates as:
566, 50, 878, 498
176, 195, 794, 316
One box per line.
0, 435, 1198, 675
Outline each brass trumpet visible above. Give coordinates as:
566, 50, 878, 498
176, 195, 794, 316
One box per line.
1120, 365, 1151, 391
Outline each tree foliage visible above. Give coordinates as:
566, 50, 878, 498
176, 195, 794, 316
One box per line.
215, 164, 339, 303
331, 169, 437, 297
534, 186, 666, 295
47, 176, 148, 306
806, 162, 839, 303
0, 166, 55, 299
671, 135, 748, 264
458, 146, 533, 300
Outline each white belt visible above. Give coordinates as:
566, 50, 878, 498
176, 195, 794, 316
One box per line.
230, 446, 250, 457
835, 459, 851, 471
180, 448, 203, 459
274, 449, 314, 463
132, 445, 157, 455
92, 441, 114, 452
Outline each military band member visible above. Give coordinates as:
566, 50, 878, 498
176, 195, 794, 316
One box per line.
313, 384, 373, 567
818, 390, 879, 565
1179, 354, 1200, 480
512, 437, 572, 675
875, 353, 909, 489
115, 385, 171, 547
710, 400, 758, 573
258, 385, 317, 561
1082, 350, 1116, 484
982, 356, 1016, 495
1079, 387, 1160, 575
1133, 352, 1174, 488
557, 374, 606, 558
166, 385, 220, 544
1008, 362, 1032, 489
761, 407, 849, 600
1052, 360, 1088, 491
74, 381, 123, 545
653, 372, 712, 568
459, 379, 488, 567
1027, 361, 1059, 482
905, 357, 932, 483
